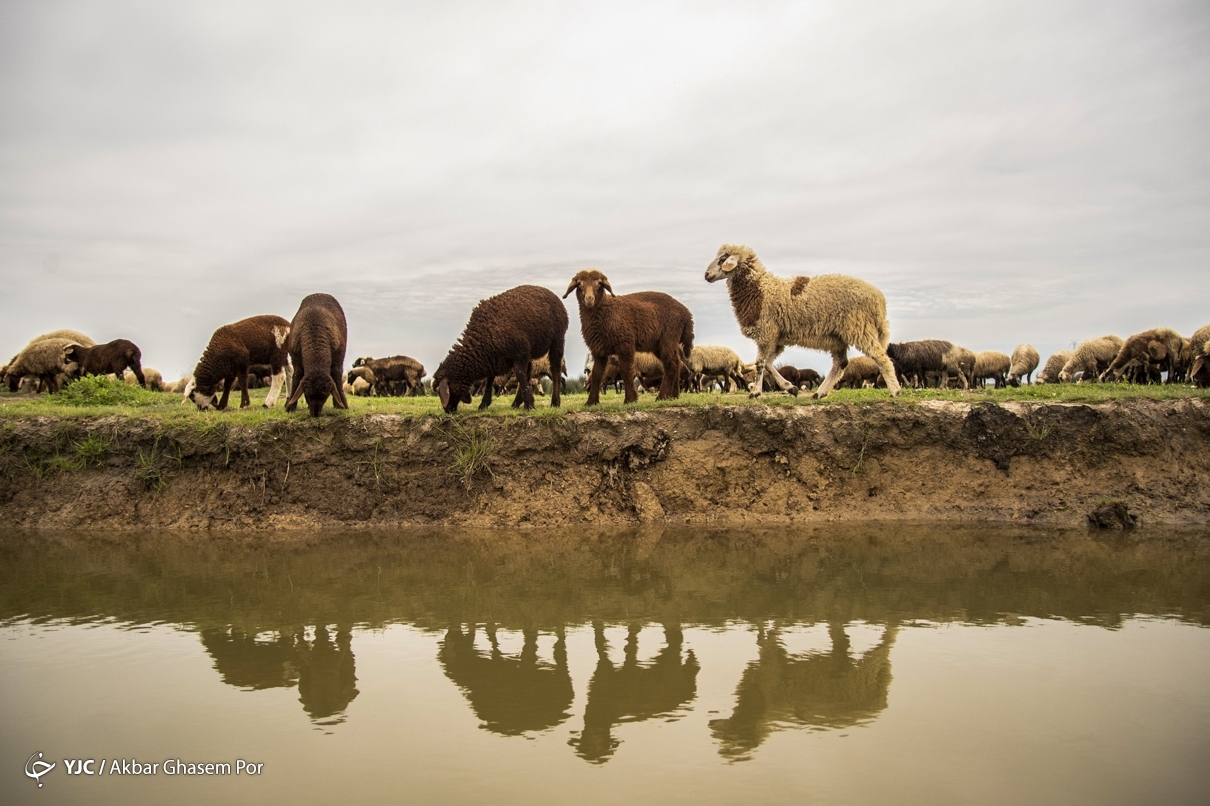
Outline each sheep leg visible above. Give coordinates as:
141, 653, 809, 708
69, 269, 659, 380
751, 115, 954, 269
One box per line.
237, 371, 251, 408
761, 348, 798, 397
263, 369, 287, 408
814, 350, 849, 399
585, 354, 608, 406
479, 377, 495, 409
865, 348, 902, 397
618, 353, 640, 404
216, 377, 235, 410
657, 348, 680, 401
548, 342, 564, 409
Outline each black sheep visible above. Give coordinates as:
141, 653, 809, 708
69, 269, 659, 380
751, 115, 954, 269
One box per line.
885, 340, 953, 389
433, 285, 568, 414
65, 339, 146, 387
285, 293, 350, 417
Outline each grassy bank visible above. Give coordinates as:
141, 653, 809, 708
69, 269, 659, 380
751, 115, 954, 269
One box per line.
1, 377, 1208, 425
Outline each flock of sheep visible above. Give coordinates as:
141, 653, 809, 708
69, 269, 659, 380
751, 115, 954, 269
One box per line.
4, 244, 1209, 416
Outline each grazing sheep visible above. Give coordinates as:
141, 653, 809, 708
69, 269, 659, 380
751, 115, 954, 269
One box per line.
28, 329, 95, 348
704, 245, 900, 399
347, 365, 376, 393
171, 375, 193, 396
835, 355, 882, 389
284, 293, 350, 417
941, 345, 975, 389
65, 339, 146, 387
352, 355, 426, 396
190, 314, 291, 410
796, 367, 822, 390
687, 345, 747, 392
4, 337, 79, 393
435, 285, 568, 413
1099, 327, 1186, 383
1188, 324, 1210, 388
1007, 344, 1040, 386
971, 351, 1011, 388
566, 269, 694, 404
1059, 335, 1123, 383
584, 354, 625, 395
631, 351, 669, 392
1036, 350, 1074, 384
885, 340, 952, 388
351, 377, 372, 397
124, 367, 163, 391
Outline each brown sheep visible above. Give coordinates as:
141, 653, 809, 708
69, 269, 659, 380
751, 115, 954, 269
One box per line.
1188, 324, 1210, 387
65, 339, 145, 387
191, 315, 291, 410
284, 294, 349, 417
836, 355, 882, 389
565, 269, 694, 404
434, 285, 568, 413
352, 355, 426, 396
1100, 327, 1186, 383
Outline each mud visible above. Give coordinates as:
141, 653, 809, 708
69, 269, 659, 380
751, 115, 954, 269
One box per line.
1, 398, 1208, 530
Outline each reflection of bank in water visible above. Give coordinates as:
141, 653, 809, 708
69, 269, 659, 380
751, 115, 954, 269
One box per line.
710, 621, 897, 760
200, 624, 359, 725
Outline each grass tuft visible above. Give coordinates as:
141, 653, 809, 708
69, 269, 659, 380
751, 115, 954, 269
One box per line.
57, 376, 161, 407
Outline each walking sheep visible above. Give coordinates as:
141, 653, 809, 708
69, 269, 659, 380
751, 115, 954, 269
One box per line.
704, 245, 900, 399
190, 314, 291, 410
284, 293, 350, 417
65, 339, 146, 387
1036, 350, 1074, 384
1059, 335, 1123, 383
1099, 327, 1186, 383
1007, 344, 1039, 386
566, 269, 694, 404
434, 284, 568, 413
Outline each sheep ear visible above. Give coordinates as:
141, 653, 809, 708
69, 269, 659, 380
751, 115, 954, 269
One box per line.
562, 279, 579, 299
601, 279, 614, 296
437, 377, 450, 408
721, 255, 740, 272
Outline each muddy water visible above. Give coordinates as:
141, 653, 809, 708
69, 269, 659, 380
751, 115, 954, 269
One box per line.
1, 526, 1208, 805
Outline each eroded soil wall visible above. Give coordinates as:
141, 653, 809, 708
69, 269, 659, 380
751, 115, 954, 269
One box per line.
2, 399, 1208, 530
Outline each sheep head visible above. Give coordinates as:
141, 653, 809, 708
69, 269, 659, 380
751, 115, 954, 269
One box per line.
564, 270, 613, 310
434, 372, 473, 414
705, 244, 757, 283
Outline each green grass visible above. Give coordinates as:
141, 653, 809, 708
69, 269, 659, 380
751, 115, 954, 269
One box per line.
1, 379, 1207, 424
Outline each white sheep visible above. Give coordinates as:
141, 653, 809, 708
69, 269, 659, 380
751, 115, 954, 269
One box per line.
1036, 350, 1074, 384
4, 337, 80, 393
971, 350, 1011, 388
705, 244, 900, 398
1007, 344, 1040, 386
686, 345, 746, 392
1059, 335, 1123, 383
124, 367, 164, 391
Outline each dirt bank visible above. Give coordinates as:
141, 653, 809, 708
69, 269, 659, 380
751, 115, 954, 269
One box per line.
2, 398, 1208, 529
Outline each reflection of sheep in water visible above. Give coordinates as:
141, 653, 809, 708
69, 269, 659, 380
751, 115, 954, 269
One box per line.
438, 624, 573, 736
704, 244, 900, 399
709, 622, 898, 760
199, 625, 358, 724
571, 622, 700, 764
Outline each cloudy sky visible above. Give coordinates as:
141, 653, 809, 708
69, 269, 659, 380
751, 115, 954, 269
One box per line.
2, 0, 1208, 379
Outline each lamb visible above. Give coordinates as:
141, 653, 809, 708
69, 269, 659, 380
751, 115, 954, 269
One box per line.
686, 345, 747, 393
796, 368, 822, 390
566, 269, 693, 404
971, 351, 1011, 388
434, 284, 568, 413
64, 339, 146, 387
704, 244, 900, 399
1059, 335, 1123, 383
835, 355, 882, 389
1188, 324, 1210, 388
1007, 344, 1040, 386
124, 367, 163, 391
190, 314, 291, 410
1099, 328, 1186, 383
1036, 350, 1074, 384
885, 340, 952, 388
284, 293, 350, 417
4, 337, 79, 393
351, 355, 426, 396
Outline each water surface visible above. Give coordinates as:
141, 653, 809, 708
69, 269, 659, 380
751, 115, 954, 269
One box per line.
2, 525, 1208, 804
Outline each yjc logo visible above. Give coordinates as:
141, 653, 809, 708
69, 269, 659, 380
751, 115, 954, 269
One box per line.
25, 752, 55, 788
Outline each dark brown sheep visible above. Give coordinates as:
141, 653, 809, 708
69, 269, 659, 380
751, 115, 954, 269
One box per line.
191, 315, 291, 410
284, 294, 349, 417
352, 355, 426, 396
565, 269, 694, 405
64, 339, 145, 387
1100, 327, 1186, 383
797, 368, 822, 390
433, 285, 568, 414
836, 355, 882, 389
885, 340, 953, 388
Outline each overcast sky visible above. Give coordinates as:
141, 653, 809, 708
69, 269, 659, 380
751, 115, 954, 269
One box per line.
2, 0, 1208, 379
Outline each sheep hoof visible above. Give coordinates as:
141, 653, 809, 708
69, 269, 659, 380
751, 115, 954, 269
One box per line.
748, 391, 761, 399
786, 387, 799, 397
811, 391, 822, 400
